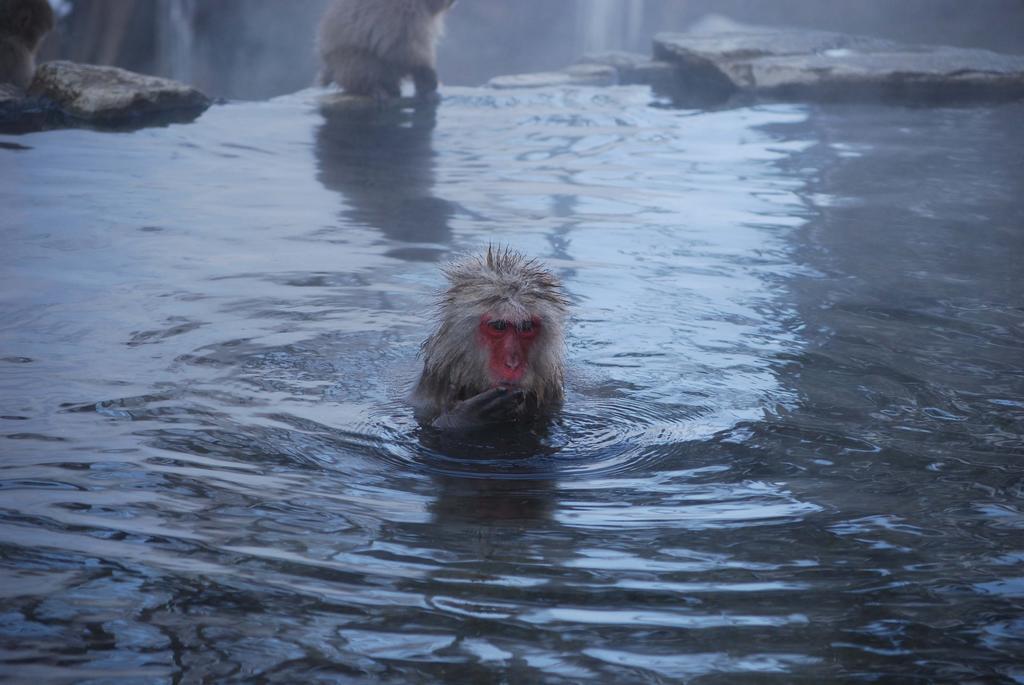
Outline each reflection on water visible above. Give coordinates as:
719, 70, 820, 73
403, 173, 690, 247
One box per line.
316, 104, 454, 261
0, 87, 1022, 683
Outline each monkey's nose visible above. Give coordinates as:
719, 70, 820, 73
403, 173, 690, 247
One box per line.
504, 353, 521, 369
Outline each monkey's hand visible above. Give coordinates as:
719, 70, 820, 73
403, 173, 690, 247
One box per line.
432, 386, 526, 430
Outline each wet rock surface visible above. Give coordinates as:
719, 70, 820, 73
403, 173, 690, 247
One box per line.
487, 64, 617, 89
318, 91, 441, 112
654, 29, 1024, 104
1, 61, 211, 133
30, 61, 211, 122
485, 18, 1024, 107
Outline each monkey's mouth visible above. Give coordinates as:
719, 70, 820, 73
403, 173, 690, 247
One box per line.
495, 371, 525, 385
492, 379, 528, 397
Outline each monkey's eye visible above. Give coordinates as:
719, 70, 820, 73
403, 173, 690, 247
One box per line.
488, 320, 508, 332
518, 319, 540, 337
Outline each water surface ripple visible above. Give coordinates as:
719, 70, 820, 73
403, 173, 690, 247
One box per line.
1, 88, 1022, 683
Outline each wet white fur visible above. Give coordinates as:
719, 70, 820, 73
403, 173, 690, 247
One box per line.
316, 0, 450, 94
412, 247, 570, 421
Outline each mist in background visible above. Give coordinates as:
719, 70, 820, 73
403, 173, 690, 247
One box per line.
40, 0, 1024, 100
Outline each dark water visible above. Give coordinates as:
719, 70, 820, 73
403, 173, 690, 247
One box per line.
1, 88, 1022, 683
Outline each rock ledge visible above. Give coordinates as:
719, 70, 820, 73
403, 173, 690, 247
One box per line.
30, 61, 210, 121
1, 61, 211, 133
654, 29, 1024, 104
485, 19, 1024, 107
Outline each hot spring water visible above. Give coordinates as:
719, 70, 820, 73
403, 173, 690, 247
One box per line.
1, 87, 1022, 682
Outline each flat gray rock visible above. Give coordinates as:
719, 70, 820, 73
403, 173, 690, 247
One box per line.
655, 29, 899, 65
576, 51, 678, 89
318, 91, 440, 113
488, 64, 617, 89
753, 47, 1024, 95
654, 29, 1024, 103
319, 91, 397, 111
28, 61, 210, 122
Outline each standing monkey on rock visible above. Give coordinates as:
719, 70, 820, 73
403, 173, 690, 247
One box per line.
316, 0, 455, 101
0, 0, 54, 89
413, 247, 571, 430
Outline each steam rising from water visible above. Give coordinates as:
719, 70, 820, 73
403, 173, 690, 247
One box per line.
577, 0, 647, 53
158, 0, 197, 83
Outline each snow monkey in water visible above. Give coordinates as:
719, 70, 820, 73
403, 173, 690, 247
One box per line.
413, 247, 570, 430
0, 0, 54, 89
316, 0, 456, 101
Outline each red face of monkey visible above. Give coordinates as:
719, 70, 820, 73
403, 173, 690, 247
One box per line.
478, 314, 541, 385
